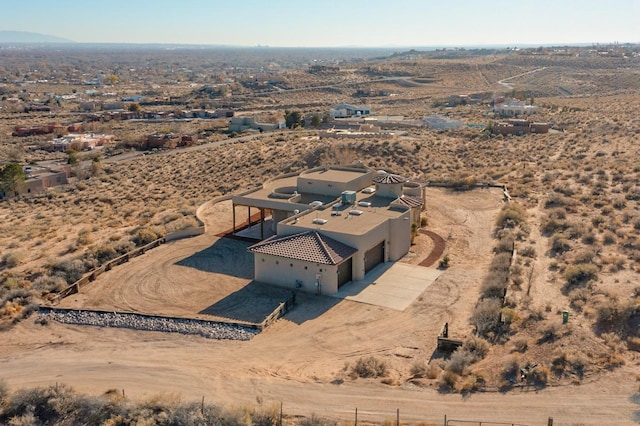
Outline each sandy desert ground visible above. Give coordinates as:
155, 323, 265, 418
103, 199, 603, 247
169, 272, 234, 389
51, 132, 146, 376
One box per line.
2, 187, 639, 425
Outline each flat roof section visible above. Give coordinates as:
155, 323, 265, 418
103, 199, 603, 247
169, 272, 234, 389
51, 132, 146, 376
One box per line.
332, 262, 442, 311
289, 192, 407, 236
299, 168, 369, 185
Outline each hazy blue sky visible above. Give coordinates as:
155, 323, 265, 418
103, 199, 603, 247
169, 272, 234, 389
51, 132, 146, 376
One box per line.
2, 0, 637, 47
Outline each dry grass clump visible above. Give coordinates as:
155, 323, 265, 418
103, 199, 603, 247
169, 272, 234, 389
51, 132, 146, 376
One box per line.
350, 356, 389, 379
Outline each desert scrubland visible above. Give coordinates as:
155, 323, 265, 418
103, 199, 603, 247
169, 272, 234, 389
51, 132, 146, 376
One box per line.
0, 46, 639, 424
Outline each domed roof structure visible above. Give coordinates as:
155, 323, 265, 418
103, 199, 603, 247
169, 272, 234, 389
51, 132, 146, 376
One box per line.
372, 172, 408, 184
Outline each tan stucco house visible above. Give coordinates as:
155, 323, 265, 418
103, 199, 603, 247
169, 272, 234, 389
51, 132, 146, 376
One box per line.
233, 164, 425, 295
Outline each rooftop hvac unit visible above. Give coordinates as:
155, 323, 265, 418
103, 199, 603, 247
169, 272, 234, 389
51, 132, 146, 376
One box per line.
341, 190, 356, 205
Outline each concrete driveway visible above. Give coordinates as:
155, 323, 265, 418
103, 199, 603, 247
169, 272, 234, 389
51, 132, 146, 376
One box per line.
332, 262, 442, 311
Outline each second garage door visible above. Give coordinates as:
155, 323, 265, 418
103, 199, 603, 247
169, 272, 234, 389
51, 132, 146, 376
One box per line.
337, 258, 353, 288
364, 241, 384, 273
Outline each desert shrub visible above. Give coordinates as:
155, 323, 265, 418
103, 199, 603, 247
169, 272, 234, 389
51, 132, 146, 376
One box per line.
541, 217, 567, 236
612, 198, 627, 209
595, 298, 640, 338
481, 271, 509, 299
563, 264, 598, 288
512, 337, 528, 352
495, 203, 526, 229
581, 231, 597, 245
439, 370, 458, 390
457, 374, 485, 393
568, 287, 590, 311
550, 235, 571, 254
32, 276, 67, 293
627, 337, 640, 352
573, 249, 597, 264
493, 235, 515, 254
500, 307, 519, 325
299, 413, 338, 426
449, 175, 477, 191
601, 332, 626, 353
133, 227, 159, 245
564, 222, 585, 239
92, 244, 118, 264
551, 352, 568, 375
410, 362, 429, 378
519, 246, 536, 258
462, 335, 490, 362
0, 379, 7, 409
502, 355, 520, 383
539, 324, 560, 343
471, 298, 503, 337
544, 194, 574, 209
490, 252, 512, 272
351, 356, 388, 378
0, 383, 77, 424
528, 366, 549, 387
52, 258, 88, 284
2, 250, 26, 268
445, 350, 473, 375
602, 231, 617, 245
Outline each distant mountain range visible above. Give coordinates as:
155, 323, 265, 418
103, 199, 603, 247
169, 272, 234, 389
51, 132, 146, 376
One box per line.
0, 31, 75, 43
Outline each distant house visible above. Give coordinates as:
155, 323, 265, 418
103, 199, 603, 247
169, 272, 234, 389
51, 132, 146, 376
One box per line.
0, 165, 71, 199
493, 98, 537, 117
12, 124, 63, 137
228, 115, 285, 133
423, 114, 463, 130
121, 95, 144, 102
146, 132, 198, 149
330, 103, 371, 118
146, 133, 181, 149
492, 119, 549, 136
40, 133, 115, 152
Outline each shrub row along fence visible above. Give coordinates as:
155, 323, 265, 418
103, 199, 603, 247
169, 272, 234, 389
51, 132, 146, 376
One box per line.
38, 307, 259, 340
52, 237, 167, 303
51, 224, 205, 305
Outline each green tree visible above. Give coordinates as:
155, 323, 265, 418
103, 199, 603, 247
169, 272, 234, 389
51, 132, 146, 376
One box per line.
103, 74, 119, 85
284, 110, 303, 129
91, 155, 103, 176
1, 163, 26, 197
67, 149, 78, 166
127, 103, 141, 114
310, 114, 321, 128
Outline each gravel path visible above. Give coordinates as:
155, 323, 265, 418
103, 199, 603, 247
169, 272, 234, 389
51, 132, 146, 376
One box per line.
39, 308, 259, 341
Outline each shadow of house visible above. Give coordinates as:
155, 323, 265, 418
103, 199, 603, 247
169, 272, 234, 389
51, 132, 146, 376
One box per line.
176, 238, 254, 279
198, 280, 294, 324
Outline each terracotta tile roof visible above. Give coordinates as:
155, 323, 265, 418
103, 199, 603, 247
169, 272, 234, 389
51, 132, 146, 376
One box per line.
373, 173, 407, 184
397, 195, 424, 208
248, 231, 356, 265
